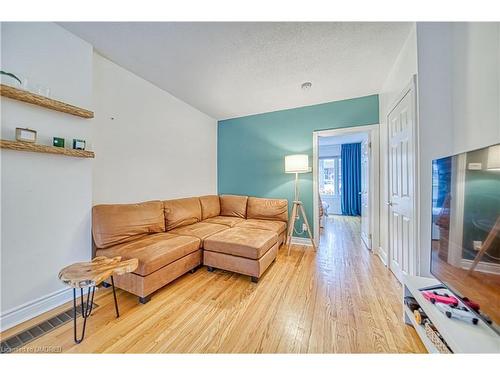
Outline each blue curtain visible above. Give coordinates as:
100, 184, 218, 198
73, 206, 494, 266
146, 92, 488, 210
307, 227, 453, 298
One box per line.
341, 143, 361, 216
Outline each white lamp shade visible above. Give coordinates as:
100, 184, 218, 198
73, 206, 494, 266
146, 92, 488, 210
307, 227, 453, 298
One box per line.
285, 154, 309, 173
486, 144, 500, 171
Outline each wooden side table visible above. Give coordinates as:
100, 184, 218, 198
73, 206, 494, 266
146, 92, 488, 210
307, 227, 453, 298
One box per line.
58, 256, 138, 343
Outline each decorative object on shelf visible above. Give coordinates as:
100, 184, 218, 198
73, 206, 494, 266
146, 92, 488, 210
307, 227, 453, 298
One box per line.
424, 321, 453, 354
0, 70, 22, 86
0, 84, 94, 118
404, 296, 420, 312
15, 127, 37, 143
53, 137, 65, 148
404, 276, 499, 353
414, 308, 428, 325
434, 302, 479, 325
284, 154, 316, 255
72, 139, 86, 150
461, 296, 481, 313
1, 139, 95, 158
58, 256, 138, 343
421, 290, 459, 307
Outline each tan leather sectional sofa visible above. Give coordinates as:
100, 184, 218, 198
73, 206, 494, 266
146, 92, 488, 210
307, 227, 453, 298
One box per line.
92, 195, 288, 303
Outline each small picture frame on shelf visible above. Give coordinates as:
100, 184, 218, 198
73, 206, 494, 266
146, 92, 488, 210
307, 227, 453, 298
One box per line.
72, 139, 86, 150
53, 137, 65, 148
15, 127, 37, 143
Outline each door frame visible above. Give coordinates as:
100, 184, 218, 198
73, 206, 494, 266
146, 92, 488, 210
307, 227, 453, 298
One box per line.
386, 75, 419, 277
312, 124, 380, 250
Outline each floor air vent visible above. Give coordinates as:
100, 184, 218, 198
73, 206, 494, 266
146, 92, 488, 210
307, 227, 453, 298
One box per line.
1, 302, 98, 353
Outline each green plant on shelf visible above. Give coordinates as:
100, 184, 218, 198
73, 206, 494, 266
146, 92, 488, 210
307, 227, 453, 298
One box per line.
0, 70, 22, 85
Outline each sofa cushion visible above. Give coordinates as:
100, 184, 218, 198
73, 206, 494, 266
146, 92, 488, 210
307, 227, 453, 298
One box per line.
204, 227, 278, 260
247, 197, 288, 222
203, 244, 278, 278
163, 197, 202, 231
203, 216, 245, 227
235, 219, 287, 235
169, 222, 228, 242
95, 233, 201, 276
92, 201, 165, 249
199, 195, 221, 220
219, 195, 248, 218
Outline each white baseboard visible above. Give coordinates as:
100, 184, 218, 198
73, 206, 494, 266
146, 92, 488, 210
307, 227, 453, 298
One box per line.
460, 259, 500, 275
0, 287, 77, 331
376, 246, 388, 266
291, 236, 315, 246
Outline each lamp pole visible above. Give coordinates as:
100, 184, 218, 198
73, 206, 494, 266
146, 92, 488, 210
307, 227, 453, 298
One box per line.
294, 172, 299, 202
284, 154, 317, 255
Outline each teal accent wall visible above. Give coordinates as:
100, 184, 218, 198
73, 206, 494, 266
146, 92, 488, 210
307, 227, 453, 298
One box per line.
217, 94, 379, 237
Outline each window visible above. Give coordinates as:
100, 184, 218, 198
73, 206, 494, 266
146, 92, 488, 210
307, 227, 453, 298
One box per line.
319, 157, 342, 195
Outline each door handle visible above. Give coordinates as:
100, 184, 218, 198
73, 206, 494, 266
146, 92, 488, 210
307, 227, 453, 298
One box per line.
385, 201, 393, 207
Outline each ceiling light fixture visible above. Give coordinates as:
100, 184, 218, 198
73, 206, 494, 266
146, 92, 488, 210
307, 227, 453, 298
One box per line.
301, 82, 312, 90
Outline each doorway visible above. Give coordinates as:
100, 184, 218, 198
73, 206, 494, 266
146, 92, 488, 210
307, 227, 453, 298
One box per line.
313, 125, 380, 251
386, 78, 418, 281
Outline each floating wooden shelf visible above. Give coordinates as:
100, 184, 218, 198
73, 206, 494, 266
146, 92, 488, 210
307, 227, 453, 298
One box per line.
0, 139, 95, 158
0, 84, 94, 118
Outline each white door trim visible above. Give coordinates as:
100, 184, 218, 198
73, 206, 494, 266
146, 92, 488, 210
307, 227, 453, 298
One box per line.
386, 75, 419, 278
360, 137, 372, 249
312, 124, 380, 251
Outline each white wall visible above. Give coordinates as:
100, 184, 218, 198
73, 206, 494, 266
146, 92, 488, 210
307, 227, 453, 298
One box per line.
450, 23, 500, 153
1, 23, 93, 329
378, 25, 418, 265
416, 22, 500, 276
415, 23, 454, 276
0, 25, 217, 331
92, 54, 217, 204
379, 23, 500, 277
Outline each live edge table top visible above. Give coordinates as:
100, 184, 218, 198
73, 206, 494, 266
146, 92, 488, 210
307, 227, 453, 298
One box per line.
58, 256, 138, 289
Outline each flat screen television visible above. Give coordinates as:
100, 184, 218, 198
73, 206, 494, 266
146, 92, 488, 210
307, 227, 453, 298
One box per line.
431, 143, 500, 334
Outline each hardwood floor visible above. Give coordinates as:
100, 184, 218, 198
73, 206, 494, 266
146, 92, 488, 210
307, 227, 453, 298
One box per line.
1, 216, 426, 353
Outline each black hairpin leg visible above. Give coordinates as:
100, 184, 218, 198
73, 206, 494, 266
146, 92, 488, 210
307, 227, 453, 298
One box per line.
111, 276, 119, 318
73, 286, 95, 344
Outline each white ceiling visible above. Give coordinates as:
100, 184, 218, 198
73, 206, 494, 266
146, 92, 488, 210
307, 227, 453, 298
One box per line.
60, 22, 412, 120
319, 132, 368, 146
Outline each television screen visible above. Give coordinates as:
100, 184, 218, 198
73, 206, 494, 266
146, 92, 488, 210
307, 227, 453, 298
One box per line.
431, 143, 500, 332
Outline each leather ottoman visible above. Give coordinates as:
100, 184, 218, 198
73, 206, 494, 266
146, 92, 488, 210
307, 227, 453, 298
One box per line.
203, 227, 278, 283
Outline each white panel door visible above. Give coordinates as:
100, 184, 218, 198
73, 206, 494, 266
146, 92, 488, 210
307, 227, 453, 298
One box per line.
387, 84, 416, 282
361, 138, 371, 249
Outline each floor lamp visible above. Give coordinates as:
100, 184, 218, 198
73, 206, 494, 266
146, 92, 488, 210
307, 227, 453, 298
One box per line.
284, 154, 317, 255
